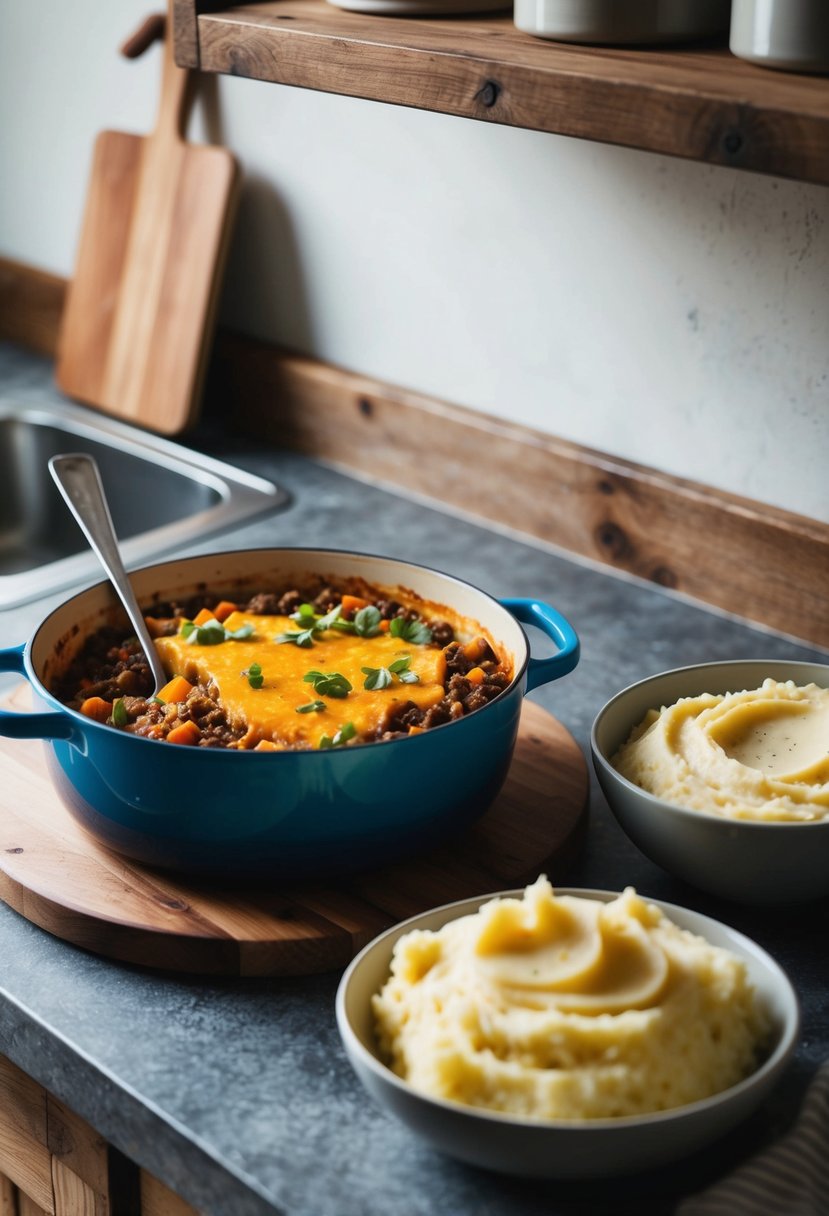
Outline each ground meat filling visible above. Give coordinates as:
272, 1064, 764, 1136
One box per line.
56, 585, 512, 749
381, 640, 509, 739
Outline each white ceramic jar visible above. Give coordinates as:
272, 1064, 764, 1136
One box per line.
730, 0, 829, 73
513, 0, 730, 45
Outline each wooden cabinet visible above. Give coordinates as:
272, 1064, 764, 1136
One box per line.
0, 1055, 199, 1216
172, 0, 829, 185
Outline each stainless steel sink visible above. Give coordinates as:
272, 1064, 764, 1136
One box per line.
0, 401, 288, 608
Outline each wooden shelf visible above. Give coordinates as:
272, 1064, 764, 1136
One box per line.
173, 0, 829, 184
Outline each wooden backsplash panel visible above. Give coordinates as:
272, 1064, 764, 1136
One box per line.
1, 256, 826, 648
0, 260, 66, 358
210, 333, 829, 650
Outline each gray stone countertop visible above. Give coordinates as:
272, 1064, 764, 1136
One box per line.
0, 344, 826, 1216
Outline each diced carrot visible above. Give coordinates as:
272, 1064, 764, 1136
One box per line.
157, 675, 193, 704
341, 594, 369, 620
462, 637, 490, 664
213, 600, 238, 623
79, 696, 112, 724
379, 619, 390, 633
407, 725, 424, 736
466, 666, 485, 686
166, 719, 201, 746
192, 607, 215, 626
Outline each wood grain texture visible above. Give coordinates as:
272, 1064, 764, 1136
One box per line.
0, 1174, 16, 1216
3, 258, 827, 645
212, 335, 829, 649
45, 1098, 109, 1205
140, 1172, 200, 1216
51, 1161, 105, 1216
189, 0, 829, 184
0, 1059, 53, 1214
55, 11, 240, 434
0, 259, 66, 358
0, 1059, 129, 1216
0, 692, 587, 977
172, 0, 201, 68
18, 1198, 51, 1216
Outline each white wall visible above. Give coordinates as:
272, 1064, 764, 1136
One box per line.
2, 2, 827, 522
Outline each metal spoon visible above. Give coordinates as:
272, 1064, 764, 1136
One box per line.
49, 453, 167, 695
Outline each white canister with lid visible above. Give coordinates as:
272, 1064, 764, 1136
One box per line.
729, 0, 829, 73
513, 0, 730, 45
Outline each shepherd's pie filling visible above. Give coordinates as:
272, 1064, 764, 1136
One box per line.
55, 581, 513, 749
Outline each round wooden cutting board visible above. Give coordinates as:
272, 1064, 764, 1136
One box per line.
0, 692, 588, 976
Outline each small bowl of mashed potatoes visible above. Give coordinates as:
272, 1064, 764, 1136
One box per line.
335, 878, 798, 1178
591, 660, 829, 903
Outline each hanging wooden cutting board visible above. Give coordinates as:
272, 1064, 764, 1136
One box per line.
56, 9, 239, 434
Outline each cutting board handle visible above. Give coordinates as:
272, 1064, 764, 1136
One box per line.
120, 10, 191, 145
120, 13, 166, 60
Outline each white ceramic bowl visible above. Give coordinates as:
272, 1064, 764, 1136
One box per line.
591, 660, 829, 904
336, 888, 799, 1178
514, 0, 730, 44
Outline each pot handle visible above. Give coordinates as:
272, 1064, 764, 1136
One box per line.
500, 599, 580, 693
0, 645, 75, 740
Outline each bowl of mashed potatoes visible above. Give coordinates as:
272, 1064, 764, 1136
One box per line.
335, 878, 798, 1178
591, 660, 829, 903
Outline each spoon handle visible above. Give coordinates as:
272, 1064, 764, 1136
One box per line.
48, 453, 168, 694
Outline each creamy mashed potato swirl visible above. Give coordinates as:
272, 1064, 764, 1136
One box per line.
613, 679, 829, 822
372, 878, 768, 1120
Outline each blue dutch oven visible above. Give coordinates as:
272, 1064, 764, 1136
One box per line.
0, 549, 579, 879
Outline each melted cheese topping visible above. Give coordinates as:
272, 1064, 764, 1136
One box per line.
155, 611, 447, 748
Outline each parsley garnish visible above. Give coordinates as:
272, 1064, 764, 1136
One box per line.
181, 617, 254, 645
319, 721, 356, 749
278, 604, 344, 648
332, 605, 382, 638
389, 616, 432, 645
361, 655, 420, 690
353, 605, 382, 637
296, 700, 326, 714
303, 670, 352, 699
361, 665, 392, 691
275, 625, 317, 648
242, 662, 264, 689
225, 621, 255, 641
316, 604, 344, 631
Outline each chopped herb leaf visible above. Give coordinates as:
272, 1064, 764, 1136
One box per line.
280, 604, 342, 647
390, 616, 432, 645
316, 604, 343, 631
361, 665, 393, 691
353, 605, 382, 637
224, 622, 254, 641
362, 654, 419, 690
296, 700, 326, 714
319, 721, 357, 749
303, 670, 353, 699
181, 617, 253, 645
390, 655, 420, 684
242, 662, 264, 689
275, 627, 317, 648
